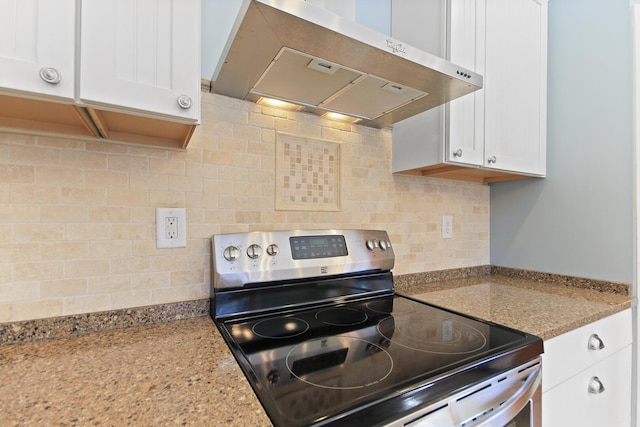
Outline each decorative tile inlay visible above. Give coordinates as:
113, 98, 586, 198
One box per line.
275, 132, 341, 211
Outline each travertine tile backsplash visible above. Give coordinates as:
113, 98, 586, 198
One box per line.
0, 92, 488, 322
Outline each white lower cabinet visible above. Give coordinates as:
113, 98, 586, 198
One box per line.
542, 346, 631, 427
541, 309, 632, 427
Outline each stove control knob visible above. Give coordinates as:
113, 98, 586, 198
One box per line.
379, 240, 388, 250
247, 244, 262, 259
266, 244, 279, 256
223, 245, 240, 262
366, 239, 378, 250
267, 369, 280, 385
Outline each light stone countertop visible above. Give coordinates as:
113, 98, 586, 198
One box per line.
0, 275, 633, 426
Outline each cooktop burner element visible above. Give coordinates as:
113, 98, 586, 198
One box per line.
379, 315, 488, 354
210, 229, 543, 427
315, 307, 368, 326
286, 336, 394, 390
253, 317, 310, 339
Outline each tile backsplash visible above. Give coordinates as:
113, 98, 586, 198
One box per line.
0, 92, 488, 322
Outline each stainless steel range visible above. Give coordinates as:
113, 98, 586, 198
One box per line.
210, 229, 543, 427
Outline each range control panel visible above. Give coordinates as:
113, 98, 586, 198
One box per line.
212, 229, 394, 289
290, 234, 348, 259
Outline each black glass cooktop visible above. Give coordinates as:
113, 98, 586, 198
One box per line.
216, 294, 542, 427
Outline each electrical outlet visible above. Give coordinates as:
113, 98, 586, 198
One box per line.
165, 217, 178, 240
156, 208, 186, 249
442, 215, 453, 239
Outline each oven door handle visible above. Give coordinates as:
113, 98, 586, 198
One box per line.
392, 359, 542, 427
472, 363, 541, 427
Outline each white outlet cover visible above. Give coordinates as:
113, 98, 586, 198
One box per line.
442, 215, 453, 239
156, 207, 187, 249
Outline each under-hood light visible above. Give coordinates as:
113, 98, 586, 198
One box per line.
322, 112, 361, 124
256, 97, 304, 111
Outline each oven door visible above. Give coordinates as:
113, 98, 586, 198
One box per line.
391, 357, 542, 427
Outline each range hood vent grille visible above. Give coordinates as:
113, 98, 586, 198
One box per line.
251, 47, 428, 120
210, 0, 483, 128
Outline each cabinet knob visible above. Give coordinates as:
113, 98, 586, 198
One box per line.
487, 156, 497, 164
587, 376, 605, 394
39, 67, 62, 85
587, 334, 605, 350
453, 149, 463, 158
177, 95, 193, 109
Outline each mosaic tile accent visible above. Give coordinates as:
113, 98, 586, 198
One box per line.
275, 132, 341, 211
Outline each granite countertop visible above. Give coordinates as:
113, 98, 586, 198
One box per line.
0, 316, 272, 427
396, 275, 633, 340
0, 274, 633, 426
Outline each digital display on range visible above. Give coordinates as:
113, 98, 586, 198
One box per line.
290, 235, 348, 259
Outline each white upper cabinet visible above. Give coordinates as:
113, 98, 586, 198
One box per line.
0, 0, 200, 149
483, 0, 547, 176
391, 0, 548, 183
80, 0, 200, 123
0, 0, 76, 101
0, 0, 95, 138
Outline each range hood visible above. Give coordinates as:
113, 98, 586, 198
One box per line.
210, 0, 483, 129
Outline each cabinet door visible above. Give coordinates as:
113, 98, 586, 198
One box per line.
80, 0, 200, 122
542, 346, 632, 427
446, 0, 484, 167
483, 0, 547, 174
0, 0, 75, 100
391, 0, 447, 172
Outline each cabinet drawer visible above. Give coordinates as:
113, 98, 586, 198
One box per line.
542, 309, 631, 392
542, 345, 631, 427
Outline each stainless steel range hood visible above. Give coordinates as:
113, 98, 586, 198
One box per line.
210, 0, 483, 129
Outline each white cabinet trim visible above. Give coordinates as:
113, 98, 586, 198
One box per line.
632, 5, 640, 427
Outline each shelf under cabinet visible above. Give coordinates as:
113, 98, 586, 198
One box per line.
0, 94, 97, 138
395, 163, 540, 183
86, 108, 196, 150
0, 93, 196, 149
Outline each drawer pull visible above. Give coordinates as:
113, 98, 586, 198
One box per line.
588, 334, 605, 350
588, 376, 605, 394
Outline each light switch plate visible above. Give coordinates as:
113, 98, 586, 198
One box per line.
156, 207, 186, 249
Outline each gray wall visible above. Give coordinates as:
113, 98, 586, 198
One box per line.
490, 0, 633, 284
